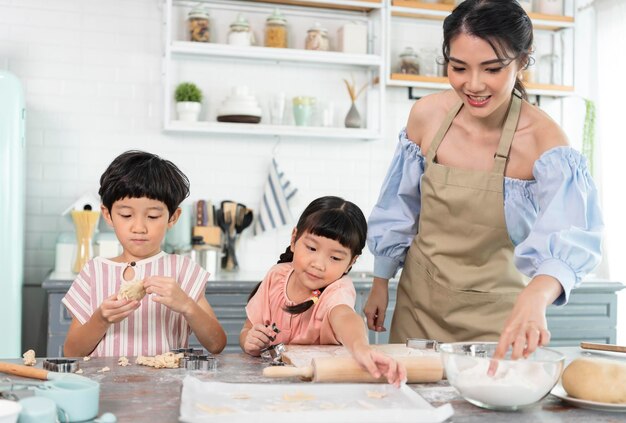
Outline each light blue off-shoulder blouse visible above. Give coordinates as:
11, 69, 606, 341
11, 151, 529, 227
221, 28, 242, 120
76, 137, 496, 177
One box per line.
368, 129, 603, 305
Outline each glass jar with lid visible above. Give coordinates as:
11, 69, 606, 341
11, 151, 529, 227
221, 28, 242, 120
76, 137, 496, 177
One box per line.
265, 8, 287, 48
188, 6, 210, 43
399, 47, 419, 74
305, 22, 329, 51
228, 14, 255, 47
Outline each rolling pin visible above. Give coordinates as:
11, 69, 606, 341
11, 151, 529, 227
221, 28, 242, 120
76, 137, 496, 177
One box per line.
0, 361, 53, 380
580, 342, 626, 353
263, 355, 443, 383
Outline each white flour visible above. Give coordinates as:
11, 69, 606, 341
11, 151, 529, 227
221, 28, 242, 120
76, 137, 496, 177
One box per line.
452, 359, 556, 407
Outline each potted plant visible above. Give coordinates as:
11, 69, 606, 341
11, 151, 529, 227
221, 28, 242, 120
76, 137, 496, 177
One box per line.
175, 82, 203, 122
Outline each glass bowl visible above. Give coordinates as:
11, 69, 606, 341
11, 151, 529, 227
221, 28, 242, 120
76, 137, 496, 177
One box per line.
440, 342, 565, 411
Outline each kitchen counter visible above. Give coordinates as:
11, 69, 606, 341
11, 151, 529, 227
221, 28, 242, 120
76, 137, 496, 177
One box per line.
2, 347, 622, 422
42, 272, 624, 356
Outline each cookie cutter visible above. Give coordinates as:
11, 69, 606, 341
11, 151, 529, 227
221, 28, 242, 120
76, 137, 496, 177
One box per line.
181, 356, 217, 371
171, 348, 217, 371
406, 338, 439, 352
43, 359, 79, 373
260, 342, 285, 364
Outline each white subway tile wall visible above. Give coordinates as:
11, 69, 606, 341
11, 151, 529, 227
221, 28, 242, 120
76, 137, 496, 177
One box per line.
0, 0, 410, 285
2, 0, 577, 286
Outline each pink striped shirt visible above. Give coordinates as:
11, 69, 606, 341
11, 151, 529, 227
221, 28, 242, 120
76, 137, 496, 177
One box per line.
62, 251, 208, 357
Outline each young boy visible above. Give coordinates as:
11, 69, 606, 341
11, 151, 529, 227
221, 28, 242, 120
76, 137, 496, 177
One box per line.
62, 150, 226, 357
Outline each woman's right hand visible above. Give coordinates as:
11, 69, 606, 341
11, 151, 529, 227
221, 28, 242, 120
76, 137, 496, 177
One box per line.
97, 294, 140, 325
363, 278, 389, 332
243, 323, 277, 356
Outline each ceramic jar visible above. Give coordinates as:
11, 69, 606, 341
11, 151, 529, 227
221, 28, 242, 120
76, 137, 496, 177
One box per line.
265, 8, 287, 48
305, 22, 329, 51
228, 14, 254, 46
188, 6, 210, 42
399, 47, 419, 74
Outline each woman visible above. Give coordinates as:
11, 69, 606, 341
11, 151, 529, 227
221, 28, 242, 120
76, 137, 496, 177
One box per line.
364, 0, 602, 360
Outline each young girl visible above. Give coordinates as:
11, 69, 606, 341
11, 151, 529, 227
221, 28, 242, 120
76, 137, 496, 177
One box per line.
241, 196, 406, 387
62, 150, 226, 357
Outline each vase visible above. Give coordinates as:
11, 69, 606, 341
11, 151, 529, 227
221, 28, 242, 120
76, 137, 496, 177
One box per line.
344, 102, 361, 128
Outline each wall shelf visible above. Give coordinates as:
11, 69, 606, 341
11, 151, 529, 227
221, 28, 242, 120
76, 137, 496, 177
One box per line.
164, 120, 381, 140
227, 0, 384, 12
170, 41, 383, 68
388, 73, 574, 97
390, 1, 574, 30
164, 0, 384, 141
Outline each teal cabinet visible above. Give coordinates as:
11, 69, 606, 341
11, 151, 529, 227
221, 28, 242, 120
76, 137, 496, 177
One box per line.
43, 277, 623, 356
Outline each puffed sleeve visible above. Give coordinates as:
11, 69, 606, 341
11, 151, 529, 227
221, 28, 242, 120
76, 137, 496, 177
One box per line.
514, 147, 603, 305
368, 128, 425, 279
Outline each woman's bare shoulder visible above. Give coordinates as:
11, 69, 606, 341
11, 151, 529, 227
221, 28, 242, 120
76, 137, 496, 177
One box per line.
406, 90, 459, 146
521, 101, 569, 155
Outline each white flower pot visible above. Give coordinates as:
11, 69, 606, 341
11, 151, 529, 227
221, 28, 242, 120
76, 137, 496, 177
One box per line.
176, 101, 201, 122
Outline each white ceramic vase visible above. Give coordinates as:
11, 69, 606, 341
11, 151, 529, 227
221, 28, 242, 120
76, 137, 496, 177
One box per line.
176, 101, 201, 122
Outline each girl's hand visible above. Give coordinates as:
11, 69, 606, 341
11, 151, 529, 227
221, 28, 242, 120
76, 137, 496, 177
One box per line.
98, 294, 140, 324
243, 323, 277, 356
353, 345, 407, 388
143, 276, 194, 314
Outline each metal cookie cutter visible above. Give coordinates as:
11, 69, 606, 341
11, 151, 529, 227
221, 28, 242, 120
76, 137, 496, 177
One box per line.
260, 343, 286, 365
43, 358, 79, 373
181, 355, 217, 371
172, 348, 217, 371
406, 338, 440, 352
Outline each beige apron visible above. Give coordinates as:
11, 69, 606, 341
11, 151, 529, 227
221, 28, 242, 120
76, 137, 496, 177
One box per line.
390, 92, 527, 343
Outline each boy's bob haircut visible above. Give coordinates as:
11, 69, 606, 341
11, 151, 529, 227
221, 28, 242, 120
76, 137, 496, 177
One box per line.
99, 150, 190, 217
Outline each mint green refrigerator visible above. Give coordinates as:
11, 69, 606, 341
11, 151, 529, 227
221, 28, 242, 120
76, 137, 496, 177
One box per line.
0, 70, 25, 358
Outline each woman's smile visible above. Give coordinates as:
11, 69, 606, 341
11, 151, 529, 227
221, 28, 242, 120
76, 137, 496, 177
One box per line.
466, 94, 492, 107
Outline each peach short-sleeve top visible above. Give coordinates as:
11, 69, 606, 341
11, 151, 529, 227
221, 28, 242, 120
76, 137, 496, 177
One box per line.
246, 263, 357, 345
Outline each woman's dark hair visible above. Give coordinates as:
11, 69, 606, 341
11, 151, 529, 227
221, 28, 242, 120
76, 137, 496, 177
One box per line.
99, 150, 190, 218
248, 196, 367, 315
442, 0, 534, 99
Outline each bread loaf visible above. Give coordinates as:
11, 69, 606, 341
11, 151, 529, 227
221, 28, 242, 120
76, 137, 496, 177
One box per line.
562, 357, 626, 403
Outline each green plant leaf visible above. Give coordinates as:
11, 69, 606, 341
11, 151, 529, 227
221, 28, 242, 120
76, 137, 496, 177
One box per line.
175, 82, 203, 102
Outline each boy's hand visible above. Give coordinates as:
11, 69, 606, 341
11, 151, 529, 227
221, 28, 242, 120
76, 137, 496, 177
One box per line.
243, 323, 277, 356
352, 345, 407, 388
143, 276, 194, 314
98, 294, 140, 324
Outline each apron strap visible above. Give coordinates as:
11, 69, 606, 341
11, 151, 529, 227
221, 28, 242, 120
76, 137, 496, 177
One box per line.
492, 90, 523, 175
426, 100, 463, 164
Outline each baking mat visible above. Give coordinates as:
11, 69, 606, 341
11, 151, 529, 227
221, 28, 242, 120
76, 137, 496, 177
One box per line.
179, 376, 453, 422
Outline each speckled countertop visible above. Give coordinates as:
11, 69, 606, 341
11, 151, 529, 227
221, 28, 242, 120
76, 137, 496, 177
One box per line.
3, 348, 623, 422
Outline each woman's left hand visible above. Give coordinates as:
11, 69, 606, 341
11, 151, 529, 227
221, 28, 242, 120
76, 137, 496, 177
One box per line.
492, 275, 562, 362
143, 276, 194, 314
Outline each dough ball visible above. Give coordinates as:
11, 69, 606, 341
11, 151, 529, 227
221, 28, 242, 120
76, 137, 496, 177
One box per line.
22, 349, 36, 366
562, 357, 626, 403
117, 280, 146, 301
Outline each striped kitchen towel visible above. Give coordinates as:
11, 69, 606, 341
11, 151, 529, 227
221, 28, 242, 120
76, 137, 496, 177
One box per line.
254, 158, 297, 235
